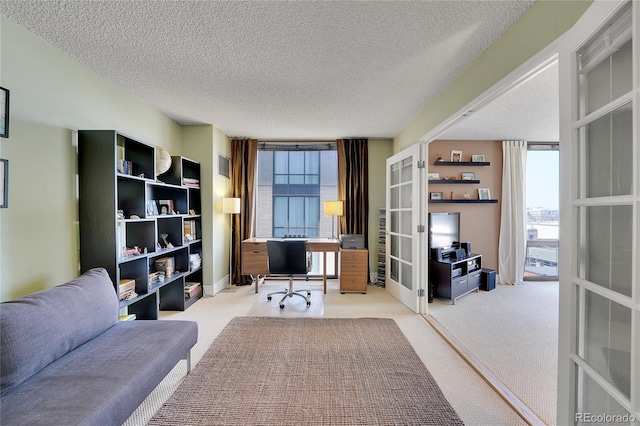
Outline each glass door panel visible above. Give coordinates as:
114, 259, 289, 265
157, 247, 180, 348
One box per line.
581, 103, 633, 198
580, 205, 633, 297
385, 144, 421, 312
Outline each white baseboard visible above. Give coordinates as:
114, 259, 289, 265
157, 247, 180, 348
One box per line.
206, 275, 230, 296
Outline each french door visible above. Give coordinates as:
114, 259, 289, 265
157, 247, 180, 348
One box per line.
385, 143, 422, 313
558, 1, 639, 424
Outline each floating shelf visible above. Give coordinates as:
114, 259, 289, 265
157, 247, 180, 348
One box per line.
434, 161, 491, 166
429, 179, 480, 184
429, 199, 499, 204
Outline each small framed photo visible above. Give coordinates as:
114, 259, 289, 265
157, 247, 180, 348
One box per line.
471, 154, 485, 162
461, 172, 475, 180
430, 192, 443, 200
146, 200, 159, 216
0, 87, 9, 138
427, 172, 440, 180
478, 188, 491, 200
450, 150, 463, 162
189, 209, 196, 216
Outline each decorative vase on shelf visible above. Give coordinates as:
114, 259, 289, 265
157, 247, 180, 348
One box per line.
155, 147, 172, 176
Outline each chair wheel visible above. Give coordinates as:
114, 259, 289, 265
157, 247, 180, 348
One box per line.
267, 296, 272, 301
306, 301, 311, 306
306, 291, 311, 296
279, 304, 285, 309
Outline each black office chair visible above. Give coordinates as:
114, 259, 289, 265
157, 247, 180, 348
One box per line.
266, 240, 312, 309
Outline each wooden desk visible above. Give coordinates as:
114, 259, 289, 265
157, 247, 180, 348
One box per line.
242, 238, 340, 294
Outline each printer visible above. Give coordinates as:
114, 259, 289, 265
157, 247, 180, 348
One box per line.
339, 234, 365, 249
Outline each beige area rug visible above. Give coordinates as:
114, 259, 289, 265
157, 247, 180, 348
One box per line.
148, 317, 464, 426
246, 290, 324, 318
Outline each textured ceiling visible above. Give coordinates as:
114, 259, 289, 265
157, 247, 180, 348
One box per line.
441, 61, 559, 141
1, 0, 538, 140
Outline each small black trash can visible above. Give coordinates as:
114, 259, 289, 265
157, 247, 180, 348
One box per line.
480, 268, 496, 291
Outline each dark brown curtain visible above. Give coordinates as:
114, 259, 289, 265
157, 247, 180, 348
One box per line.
231, 138, 258, 285
336, 138, 369, 248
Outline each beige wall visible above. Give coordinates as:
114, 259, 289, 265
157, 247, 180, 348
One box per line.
427, 140, 502, 270
393, 0, 591, 152
0, 16, 228, 300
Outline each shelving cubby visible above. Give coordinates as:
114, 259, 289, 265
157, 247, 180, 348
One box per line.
78, 130, 203, 320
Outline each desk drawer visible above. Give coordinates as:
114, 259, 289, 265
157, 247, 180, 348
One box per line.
340, 248, 368, 293
242, 242, 268, 275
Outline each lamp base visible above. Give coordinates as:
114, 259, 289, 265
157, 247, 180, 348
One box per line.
330, 216, 336, 240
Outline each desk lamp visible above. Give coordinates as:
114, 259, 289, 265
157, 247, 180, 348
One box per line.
323, 201, 343, 240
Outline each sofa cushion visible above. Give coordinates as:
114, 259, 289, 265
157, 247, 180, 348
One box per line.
0, 267, 118, 396
0, 320, 198, 426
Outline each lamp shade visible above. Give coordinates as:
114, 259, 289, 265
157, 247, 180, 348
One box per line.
323, 201, 343, 216
222, 197, 241, 214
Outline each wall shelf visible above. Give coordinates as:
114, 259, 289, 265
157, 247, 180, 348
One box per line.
429, 179, 480, 184
434, 161, 491, 166
429, 199, 498, 204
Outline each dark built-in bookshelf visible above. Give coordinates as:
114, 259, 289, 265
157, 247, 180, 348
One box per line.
78, 130, 203, 320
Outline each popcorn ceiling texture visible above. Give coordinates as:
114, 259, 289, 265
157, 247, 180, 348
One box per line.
1, 1, 534, 139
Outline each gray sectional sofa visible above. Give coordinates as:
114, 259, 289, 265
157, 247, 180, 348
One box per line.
0, 267, 198, 425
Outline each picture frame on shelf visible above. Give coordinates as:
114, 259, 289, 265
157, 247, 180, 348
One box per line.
428, 172, 440, 180
461, 172, 475, 180
478, 188, 491, 200
430, 192, 443, 200
146, 200, 159, 216
0, 87, 9, 138
450, 150, 463, 162
471, 154, 485, 162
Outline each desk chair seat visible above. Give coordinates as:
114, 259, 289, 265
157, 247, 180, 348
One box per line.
266, 240, 312, 309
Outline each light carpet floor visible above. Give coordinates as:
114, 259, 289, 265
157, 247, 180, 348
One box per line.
246, 288, 325, 317
428, 281, 559, 425
148, 317, 464, 425
123, 280, 526, 426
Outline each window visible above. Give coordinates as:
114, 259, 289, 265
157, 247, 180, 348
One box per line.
272, 151, 321, 237
524, 143, 559, 280
255, 142, 338, 275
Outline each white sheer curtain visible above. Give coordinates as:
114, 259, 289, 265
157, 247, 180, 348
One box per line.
498, 140, 527, 285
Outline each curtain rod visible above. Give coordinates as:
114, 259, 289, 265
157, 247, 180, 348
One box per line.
258, 139, 336, 143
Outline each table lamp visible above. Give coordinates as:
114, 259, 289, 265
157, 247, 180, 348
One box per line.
323, 201, 343, 240
223, 197, 241, 291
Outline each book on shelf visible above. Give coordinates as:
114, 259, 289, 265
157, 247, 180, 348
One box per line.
184, 220, 196, 242
117, 159, 133, 175
183, 177, 200, 188
184, 282, 202, 298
